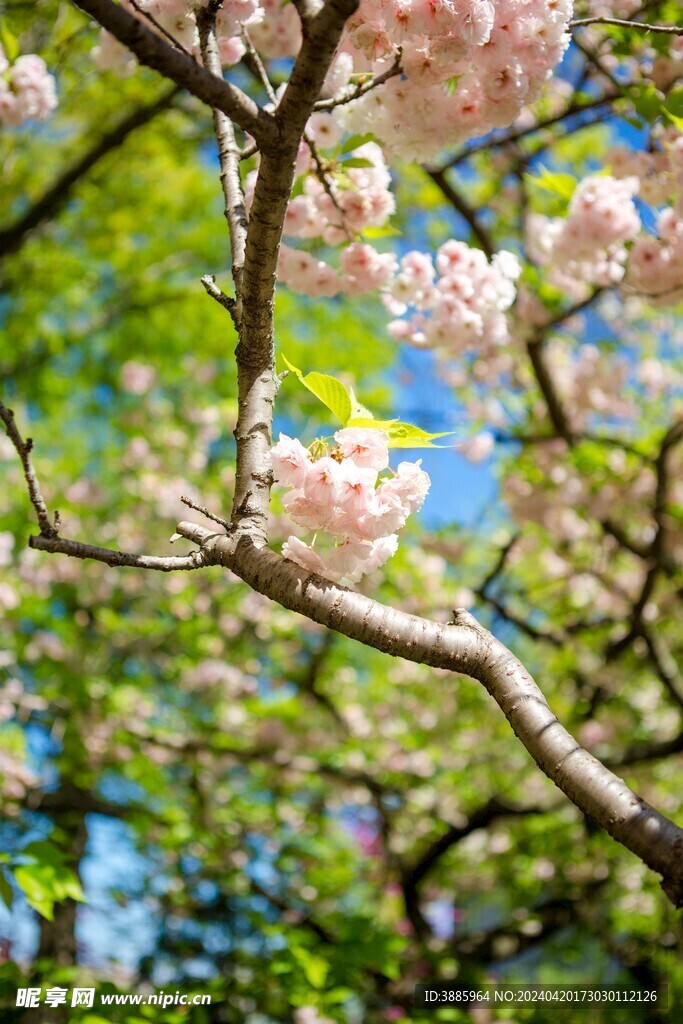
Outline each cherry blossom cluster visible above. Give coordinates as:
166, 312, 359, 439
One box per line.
650, 35, 683, 92
527, 175, 642, 295
608, 129, 683, 303
271, 428, 430, 586
92, 0, 300, 73
628, 209, 683, 304
339, 0, 574, 159
89, 0, 573, 160
527, 138, 683, 304
244, 122, 398, 298
385, 242, 521, 352
0, 45, 57, 127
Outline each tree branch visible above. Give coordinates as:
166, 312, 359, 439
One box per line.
71, 0, 277, 147
29, 532, 206, 571
425, 167, 495, 258
402, 797, 546, 937
0, 398, 57, 538
437, 94, 617, 172
526, 339, 576, 443
228, 0, 360, 544
570, 17, 683, 34
313, 51, 402, 111
197, 9, 249, 322
0, 86, 180, 259
1, 398, 205, 570
167, 522, 683, 909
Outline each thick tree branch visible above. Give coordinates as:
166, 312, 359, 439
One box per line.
71, 0, 277, 147
229, 0, 360, 543
0, 86, 180, 259
168, 522, 683, 909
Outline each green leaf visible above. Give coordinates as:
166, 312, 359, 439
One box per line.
291, 946, 329, 989
628, 82, 664, 123
340, 157, 375, 169
361, 224, 402, 239
13, 865, 55, 920
21, 840, 67, 865
339, 132, 377, 155
281, 356, 353, 424
664, 108, 683, 131
347, 417, 455, 448
347, 386, 374, 421
0, 18, 20, 62
664, 86, 683, 118
13, 860, 86, 921
0, 870, 13, 912
525, 166, 577, 201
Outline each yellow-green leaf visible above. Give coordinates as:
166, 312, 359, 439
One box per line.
348, 417, 454, 448
281, 356, 352, 424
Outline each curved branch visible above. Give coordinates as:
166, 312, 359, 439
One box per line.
71, 0, 277, 147
403, 797, 546, 937
168, 522, 683, 909
0, 86, 180, 259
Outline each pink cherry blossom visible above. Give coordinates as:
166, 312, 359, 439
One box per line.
282, 536, 328, 576
334, 428, 390, 470
271, 434, 312, 489
0, 46, 57, 126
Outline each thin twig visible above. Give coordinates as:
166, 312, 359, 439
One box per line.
29, 533, 205, 571
0, 398, 56, 537
129, 0, 194, 56
305, 133, 353, 239
313, 52, 402, 111
438, 95, 617, 172
180, 495, 231, 530
572, 32, 628, 94
242, 25, 278, 105
570, 16, 683, 34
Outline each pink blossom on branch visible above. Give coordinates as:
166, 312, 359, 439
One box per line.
272, 428, 430, 586
0, 46, 57, 126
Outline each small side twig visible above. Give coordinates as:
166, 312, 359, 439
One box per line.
180, 495, 231, 531
313, 51, 402, 111
129, 0, 195, 57
201, 274, 239, 328
0, 398, 56, 537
